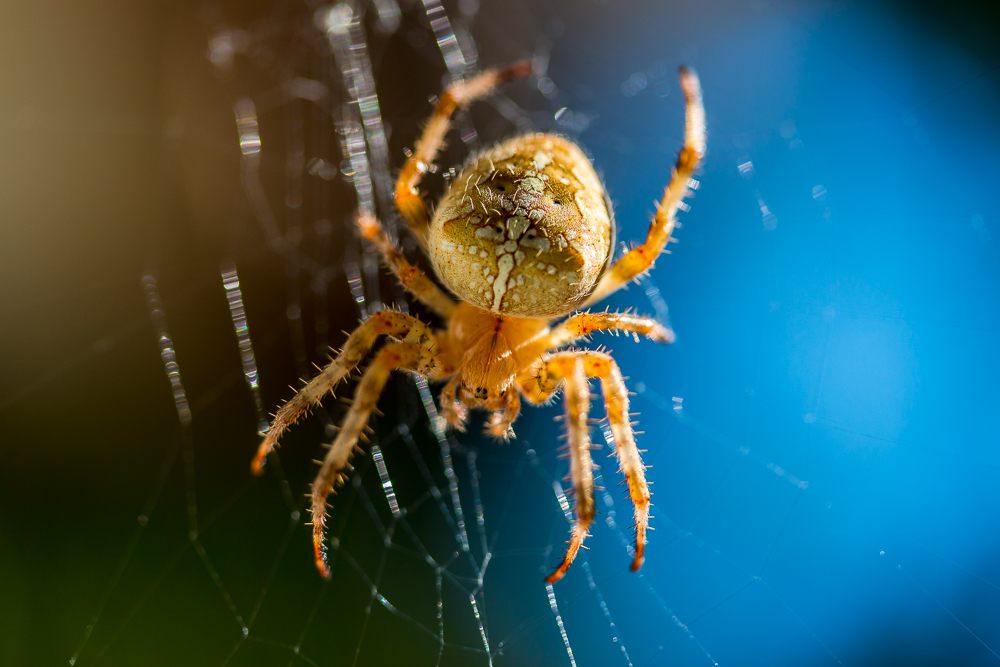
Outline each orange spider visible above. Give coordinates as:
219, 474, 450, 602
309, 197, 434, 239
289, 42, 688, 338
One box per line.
251, 62, 706, 583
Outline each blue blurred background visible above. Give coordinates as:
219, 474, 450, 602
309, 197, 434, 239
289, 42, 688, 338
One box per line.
537, 1, 1000, 664
2, 0, 999, 665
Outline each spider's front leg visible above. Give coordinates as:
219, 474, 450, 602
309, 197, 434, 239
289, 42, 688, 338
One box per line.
251, 311, 440, 474
311, 340, 447, 577
584, 67, 706, 306
541, 350, 651, 583
542, 355, 597, 584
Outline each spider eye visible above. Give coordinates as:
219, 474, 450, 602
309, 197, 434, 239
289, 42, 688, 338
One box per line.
552, 199, 562, 206
496, 185, 506, 192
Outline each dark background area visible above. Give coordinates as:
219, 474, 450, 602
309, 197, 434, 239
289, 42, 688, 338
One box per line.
3, 0, 1000, 665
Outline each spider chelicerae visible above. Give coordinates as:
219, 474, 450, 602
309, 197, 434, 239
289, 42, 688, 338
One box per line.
251, 62, 706, 583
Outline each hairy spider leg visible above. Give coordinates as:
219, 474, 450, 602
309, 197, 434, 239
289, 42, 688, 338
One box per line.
357, 212, 457, 318
515, 309, 673, 400
311, 340, 447, 577
584, 67, 706, 306
251, 311, 440, 474
546, 310, 675, 349
587, 351, 650, 572
541, 350, 650, 582
394, 61, 532, 249
544, 355, 597, 584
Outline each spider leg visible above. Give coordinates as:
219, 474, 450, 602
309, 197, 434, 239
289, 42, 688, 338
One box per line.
357, 212, 457, 319
544, 354, 597, 584
485, 388, 520, 439
311, 341, 446, 578
584, 67, 705, 306
395, 62, 531, 249
543, 350, 651, 580
585, 352, 651, 572
546, 310, 675, 350
252, 310, 440, 474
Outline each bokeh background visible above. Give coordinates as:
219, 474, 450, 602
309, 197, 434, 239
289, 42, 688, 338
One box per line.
3, 0, 1000, 665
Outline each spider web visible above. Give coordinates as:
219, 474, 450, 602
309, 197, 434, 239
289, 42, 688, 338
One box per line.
5, 0, 1000, 665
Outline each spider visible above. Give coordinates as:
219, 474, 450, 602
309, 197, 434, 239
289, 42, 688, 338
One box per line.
250, 62, 706, 583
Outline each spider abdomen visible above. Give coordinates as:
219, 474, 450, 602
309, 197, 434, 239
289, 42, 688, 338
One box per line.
429, 134, 612, 318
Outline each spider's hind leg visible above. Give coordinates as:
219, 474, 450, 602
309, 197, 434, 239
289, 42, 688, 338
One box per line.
584, 67, 705, 306
394, 62, 531, 248
356, 213, 457, 319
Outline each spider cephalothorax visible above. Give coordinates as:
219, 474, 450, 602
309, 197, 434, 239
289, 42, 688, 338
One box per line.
250, 62, 706, 583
